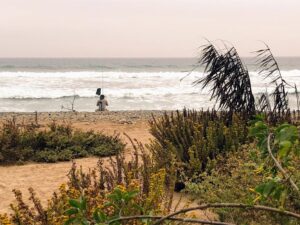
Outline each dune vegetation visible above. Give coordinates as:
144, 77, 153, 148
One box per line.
0, 119, 124, 164
1, 41, 300, 224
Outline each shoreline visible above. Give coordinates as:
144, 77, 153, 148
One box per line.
0, 110, 169, 124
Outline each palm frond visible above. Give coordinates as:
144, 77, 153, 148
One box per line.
255, 44, 287, 85
258, 91, 271, 112
193, 41, 255, 117
295, 84, 300, 112
271, 82, 289, 118
255, 43, 290, 117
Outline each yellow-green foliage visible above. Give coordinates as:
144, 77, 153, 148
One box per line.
0, 119, 125, 164
0, 144, 174, 225
185, 145, 300, 225
149, 109, 248, 178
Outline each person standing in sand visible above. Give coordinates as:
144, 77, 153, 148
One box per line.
96, 95, 108, 111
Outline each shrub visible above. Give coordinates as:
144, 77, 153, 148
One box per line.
0, 119, 125, 164
249, 118, 300, 212
34, 150, 59, 163
149, 109, 248, 180
68, 145, 88, 158
1, 142, 176, 225
184, 146, 300, 224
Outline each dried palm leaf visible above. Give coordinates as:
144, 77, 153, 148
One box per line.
194, 42, 255, 117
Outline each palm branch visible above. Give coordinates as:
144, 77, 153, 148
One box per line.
255, 43, 290, 116
194, 41, 255, 117
258, 90, 271, 112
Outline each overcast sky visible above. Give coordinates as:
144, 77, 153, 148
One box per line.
0, 0, 299, 57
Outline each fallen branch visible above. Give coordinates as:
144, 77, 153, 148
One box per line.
61, 94, 78, 112
153, 203, 300, 224
267, 134, 299, 193
107, 215, 234, 225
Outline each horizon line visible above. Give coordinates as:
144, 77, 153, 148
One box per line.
1, 56, 300, 59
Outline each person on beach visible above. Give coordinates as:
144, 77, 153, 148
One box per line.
96, 94, 108, 111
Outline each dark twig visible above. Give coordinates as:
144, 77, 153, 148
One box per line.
295, 84, 300, 113
107, 215, 234, 225
61, 94, 78, 112
153, 203, 300, 224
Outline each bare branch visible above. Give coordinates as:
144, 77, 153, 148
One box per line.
267, 134, 299, 193
107, 215, 234, 225
153, 203, 300, 224
61, 94, 78, 112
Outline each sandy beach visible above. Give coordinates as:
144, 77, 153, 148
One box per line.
1, 1, 299, 223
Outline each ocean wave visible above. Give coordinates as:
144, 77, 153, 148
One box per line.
1, 70, 300, 100
0, 69, 299, 77
0, 86, 204, 99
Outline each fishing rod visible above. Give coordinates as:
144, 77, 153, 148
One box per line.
96, 65, 104, 96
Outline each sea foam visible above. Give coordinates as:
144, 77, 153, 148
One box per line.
1, 70, 300, 112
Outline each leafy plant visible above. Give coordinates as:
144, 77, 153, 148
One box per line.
149, 109, 248, 181
5, 140, 175, 225
65, 196, 89, 225
249, 117, 300, 207
0, 119, 124, 164
65, 187, 142, 225
185, 145, 300, 224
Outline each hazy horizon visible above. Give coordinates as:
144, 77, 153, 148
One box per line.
1, 0, 300, 58
1, 56, 300, 59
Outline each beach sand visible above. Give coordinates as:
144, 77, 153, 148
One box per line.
0, 111, 214, 219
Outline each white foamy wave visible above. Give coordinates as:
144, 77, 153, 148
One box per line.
0, 71, 203, 99
0, 71, 201, 79
0, 70, 300, 100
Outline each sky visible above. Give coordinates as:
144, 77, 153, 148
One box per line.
0, 0, 299, 58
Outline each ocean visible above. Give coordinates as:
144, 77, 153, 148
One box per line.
0, 57, 300, 112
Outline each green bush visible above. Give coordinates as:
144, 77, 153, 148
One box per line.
149, 109, 248, 180
92, 145, 116, 157
0, 119, 125, 164
2, 142, 175, 225
184, 146, 300, 224
68, 145, 88, 158
34, 150, 59, 163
